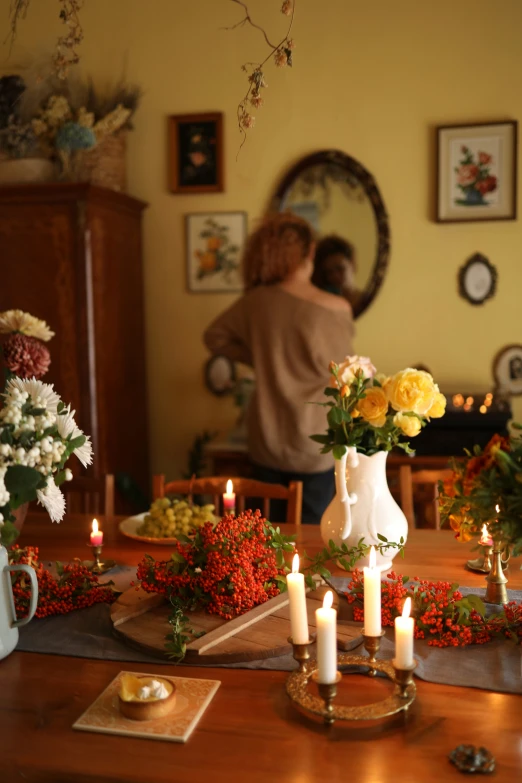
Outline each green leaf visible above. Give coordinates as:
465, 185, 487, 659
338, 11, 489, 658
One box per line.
309, 434, 331, 444
327, 407, 344, 428
305, 574, 315, 589
324, 387, 339, 398
4, 465, 42, 503
376, 533, 387, 542
170, 551, 186, 564
332, 445, 347, 460
0, 520, 19, 548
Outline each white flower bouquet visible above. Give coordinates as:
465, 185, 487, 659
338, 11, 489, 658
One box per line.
0, 377, 92, 546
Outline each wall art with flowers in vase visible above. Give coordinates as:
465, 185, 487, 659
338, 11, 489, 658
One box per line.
312, 357, 446, 571
437, 121, 517, 222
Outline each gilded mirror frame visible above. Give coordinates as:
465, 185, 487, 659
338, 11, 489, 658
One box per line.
270, 150, 390, 318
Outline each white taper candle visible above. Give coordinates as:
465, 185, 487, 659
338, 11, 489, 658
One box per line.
286, 554, 309, 644
394, 597, 414, 669
363, 546, 381, 636
316, 590, 337, 684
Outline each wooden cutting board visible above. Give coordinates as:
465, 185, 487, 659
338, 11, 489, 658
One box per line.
111, 583, 363, 664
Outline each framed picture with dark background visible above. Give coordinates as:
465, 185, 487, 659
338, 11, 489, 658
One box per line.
168, 112, 224, 194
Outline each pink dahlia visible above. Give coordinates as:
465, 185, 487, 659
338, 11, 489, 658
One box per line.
2, 333, 51, 379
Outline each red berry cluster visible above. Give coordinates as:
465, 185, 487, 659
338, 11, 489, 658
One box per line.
345, 570, 521, 648
137, 510, 284, 620
9, 546, 116, 619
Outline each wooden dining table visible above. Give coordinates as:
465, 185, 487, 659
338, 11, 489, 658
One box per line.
1, 513, 521, 783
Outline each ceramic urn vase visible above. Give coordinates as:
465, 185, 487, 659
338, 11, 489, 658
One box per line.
320, 446, 408, 571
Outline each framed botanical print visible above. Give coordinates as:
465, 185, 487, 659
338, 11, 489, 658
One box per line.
437, 121, 517, 222
185, 212, 247, 293
168, 113, 224, 194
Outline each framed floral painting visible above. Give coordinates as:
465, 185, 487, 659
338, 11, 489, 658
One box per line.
437, 121, 517, 222
185, 212, 247, 293
168, 113, 224, 194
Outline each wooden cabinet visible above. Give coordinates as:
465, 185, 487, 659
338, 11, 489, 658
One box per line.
0, 183, 149, 507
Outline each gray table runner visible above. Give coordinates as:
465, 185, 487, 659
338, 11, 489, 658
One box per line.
17, 569, 522, 694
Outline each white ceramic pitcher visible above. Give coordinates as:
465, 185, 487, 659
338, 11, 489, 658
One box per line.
0, 544, 38, 660
320, 446, 408, 571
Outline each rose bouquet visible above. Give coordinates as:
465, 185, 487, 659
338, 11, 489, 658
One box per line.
311, 356, 446, 457
439, 428, 522, 554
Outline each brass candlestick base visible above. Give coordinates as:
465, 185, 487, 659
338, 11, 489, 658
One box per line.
288, 636, 314, 673
467, 544, 494, 574
286, 636, 417, 725
393, 660, 417, 699
485, 541, 509, 605
362, 629, 385, 676
88, 544, 116, 575
313, 671, 342, 725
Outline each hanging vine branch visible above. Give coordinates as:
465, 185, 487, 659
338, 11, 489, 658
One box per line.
226, 0, 296, 153
6, 0, 84, 79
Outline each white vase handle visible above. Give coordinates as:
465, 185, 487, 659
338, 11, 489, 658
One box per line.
5, 564, 38, 628
336, 448, 359, 541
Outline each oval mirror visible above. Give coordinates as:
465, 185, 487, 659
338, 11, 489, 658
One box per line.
271, 150, 390, 318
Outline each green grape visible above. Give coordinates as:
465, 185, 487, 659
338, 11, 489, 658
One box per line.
137, 496, 218, 539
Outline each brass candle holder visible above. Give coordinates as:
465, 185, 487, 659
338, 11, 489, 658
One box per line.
467, 543, 494, 574
88, 544, 116, 575
484, 539, 509, 605
286, 634, 417, 725
287, 636, 313, 673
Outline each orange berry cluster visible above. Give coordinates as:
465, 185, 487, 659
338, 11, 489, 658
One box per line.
137, 509, 284, 620
346, 570, 521, 648
9, 546, 116, 619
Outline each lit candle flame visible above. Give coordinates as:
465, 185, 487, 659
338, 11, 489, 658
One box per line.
369, 545, 376, 569
495, 504, 500, 514
402, 597, 412, 619
92, 518, 99, 534
323, 590, 333, 610
226, 479, 233, 495
292, 553, 300, 574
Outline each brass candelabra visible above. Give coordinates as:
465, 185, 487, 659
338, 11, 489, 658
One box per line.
286, 632, 416, 726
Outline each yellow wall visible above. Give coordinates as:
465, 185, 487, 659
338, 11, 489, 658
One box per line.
3, 0, 522, 479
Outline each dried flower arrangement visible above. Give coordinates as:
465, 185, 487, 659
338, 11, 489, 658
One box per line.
0, 75, 141, 185
227, 0, 296, 151
7, 0, 85, 80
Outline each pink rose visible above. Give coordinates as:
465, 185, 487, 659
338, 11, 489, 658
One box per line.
336, 355, 376, 386
457, 164, 479, 186
478, 152, 492, 165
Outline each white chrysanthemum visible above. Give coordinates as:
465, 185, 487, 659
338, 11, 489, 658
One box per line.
74, 434, 93, 468
36, 476, 65, 522
56, 405, 93, 467
0, 310, 55, 341
5, 378, 60, 414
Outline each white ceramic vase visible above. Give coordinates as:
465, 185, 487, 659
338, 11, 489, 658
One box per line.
320, 446, 408, 571
0, 545, 38, 660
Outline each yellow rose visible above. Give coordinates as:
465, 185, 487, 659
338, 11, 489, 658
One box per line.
386, 368, 438, 415
340, 384, 350, 398
393, 412, 422, 437
427, 392, 447, 419
357, 387, 389, 428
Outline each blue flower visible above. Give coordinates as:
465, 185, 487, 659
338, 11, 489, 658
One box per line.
55, 122, 96, 152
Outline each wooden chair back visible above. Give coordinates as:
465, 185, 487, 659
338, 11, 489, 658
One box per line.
64, 474, 115, 519
152, 475, 303, 525
399, 466, 452, 529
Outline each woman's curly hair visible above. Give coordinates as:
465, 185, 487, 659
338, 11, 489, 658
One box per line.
243, 212, 315, 290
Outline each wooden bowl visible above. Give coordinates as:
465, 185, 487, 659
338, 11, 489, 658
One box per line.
118, 677, 177, 721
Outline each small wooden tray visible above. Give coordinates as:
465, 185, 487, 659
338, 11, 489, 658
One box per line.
73, 672, 220, 743
111, 583, 362, 664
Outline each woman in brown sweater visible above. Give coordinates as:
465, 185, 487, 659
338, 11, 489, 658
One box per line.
203, 213, 354, 523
